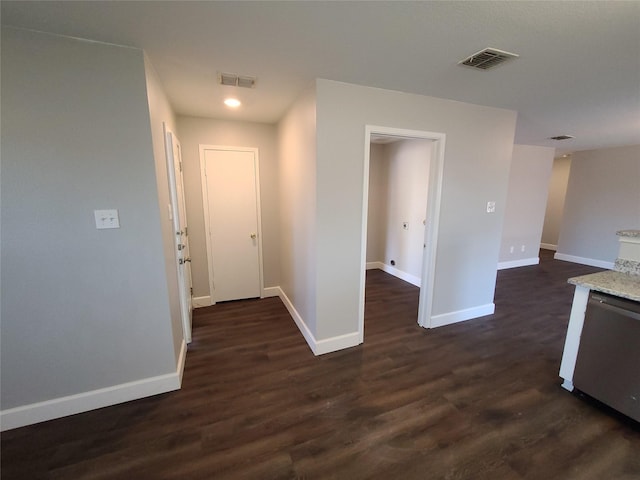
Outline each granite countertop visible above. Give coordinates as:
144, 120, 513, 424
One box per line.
568, 270, 640, 302
617, 229, 640, 238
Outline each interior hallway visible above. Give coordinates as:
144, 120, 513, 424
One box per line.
2, 251, 639, 479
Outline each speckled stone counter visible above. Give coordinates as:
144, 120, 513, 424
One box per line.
568, 270, 640, 302
617, 229, 640, 238
567, 228, 640, 300
615, 258, 640, 275
560, 229, 640, 393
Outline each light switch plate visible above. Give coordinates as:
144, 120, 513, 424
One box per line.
94, 209, 120, 229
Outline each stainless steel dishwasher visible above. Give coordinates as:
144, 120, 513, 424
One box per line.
573, 291, 640, 422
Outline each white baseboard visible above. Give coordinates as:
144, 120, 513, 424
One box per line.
430, 303, 495, 328
553, 253, 614, 269
275, 286, 361, 356
192, 295, 212, 308
262, 287, 280, 298
497, 257, 540, 270
176, 339, 187, 383
315, 331, 361, 355
540, 243, 557, 251
367, 262, 421, 287
0, 341, 187, 432
276, 286, 317, 354
195, 289, 281, 305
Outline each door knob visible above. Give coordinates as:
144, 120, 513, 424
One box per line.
250, 233, 257, 239
179, 258, 191, 264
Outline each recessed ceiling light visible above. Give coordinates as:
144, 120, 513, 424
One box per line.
224, 98, 241, 108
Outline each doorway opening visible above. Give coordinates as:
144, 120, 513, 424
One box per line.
358, 126, 445, 342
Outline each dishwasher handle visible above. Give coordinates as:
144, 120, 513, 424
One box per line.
588, 297, 640, 321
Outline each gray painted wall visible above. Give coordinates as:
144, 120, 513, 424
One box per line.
1, 28, 178, 409
557, 145, 640, 264
541, 156, 571, 248
315, 79, 517, 340
277, 86, 318, 336
499, 144, 555, 264
144, 55, 184, 359
176, 117, 280, 298
366, 144, 389, 264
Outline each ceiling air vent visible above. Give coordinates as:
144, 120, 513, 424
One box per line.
237, 75, 256, 88
549, 135, 575, 141
459, 48, 519, 70
218, 72, 256, 88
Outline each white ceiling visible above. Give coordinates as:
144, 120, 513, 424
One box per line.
3, 1, 639, 154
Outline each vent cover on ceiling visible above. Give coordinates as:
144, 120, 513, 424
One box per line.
218, 72, 256, 88
459, 48, 519, 70
549, 135, 575, 141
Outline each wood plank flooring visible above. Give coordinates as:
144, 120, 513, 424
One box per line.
2, 250, 639, 479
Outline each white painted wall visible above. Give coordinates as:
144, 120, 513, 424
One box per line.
315, 79, 517, 342
556, 145, 640, 267
499, 144, 555, 268
384, 139, 430, 279
541, 156, 572, 249
367, 139, 431, 281
176, 117, 280, 298
1, 28, 180, 420
277, 85, 318, 337
366, 144, 389, 264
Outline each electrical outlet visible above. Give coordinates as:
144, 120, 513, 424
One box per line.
94, 209, 120, 229
486, 201, 496, 213
510, 246, 514, 254
521, 245, 526, 252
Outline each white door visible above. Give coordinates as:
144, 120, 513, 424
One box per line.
201, 147, 263, 303
164, 125, 193, 343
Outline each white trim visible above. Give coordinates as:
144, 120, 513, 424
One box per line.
275, 286, 361, 356
359, 136, 372, 345
430, 303, 495, 328
559, 285, 590, 391
540, 243, 557, 251
497, 257, 540, 270
276, 287, 317, 354
360, 126, 446, 341
366, 261, 384, 270
419, 134, 445, 329
315, 331, 361, 356
176, 339, 187, 383
0, 341, 187, 432
199, 145, 265, 303
369, 262, 421, 287
262, 287, 281, 298
553, 253, 614, 269
164, 125, 192, 344
192, 295, 212, 308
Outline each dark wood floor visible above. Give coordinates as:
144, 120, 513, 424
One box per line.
2, 250, 639, 479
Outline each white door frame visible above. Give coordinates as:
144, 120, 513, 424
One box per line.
199, 145, 265, 304
163, 123, 192, 343
359, 125, 446, 341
